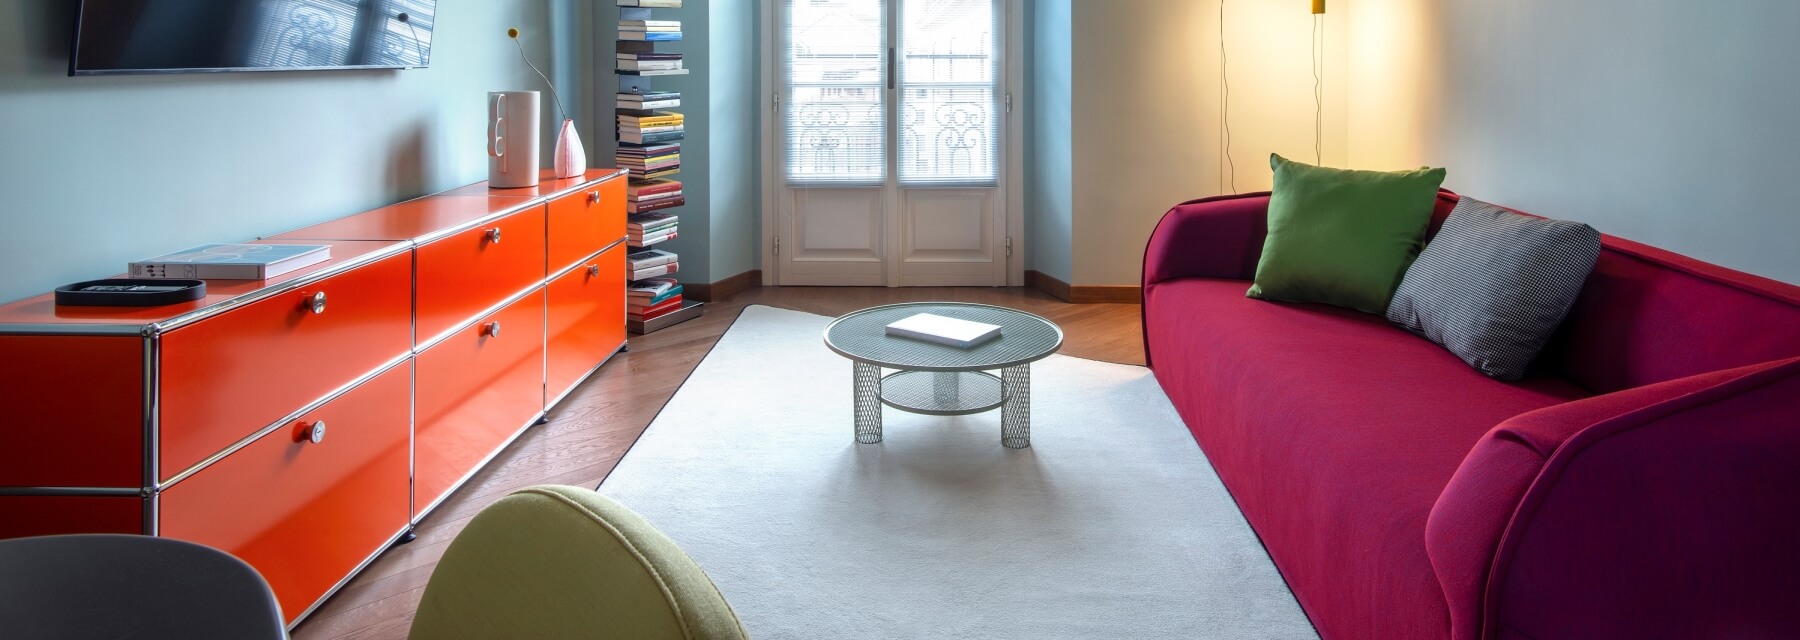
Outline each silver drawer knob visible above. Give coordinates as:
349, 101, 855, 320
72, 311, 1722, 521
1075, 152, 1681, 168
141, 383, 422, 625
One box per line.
484, 321, 502, 338
296, 420, 326, 444
588, 190, 601, 204
586, 264, 600, 277
485, 227, 503, 244
305, 291, 327, 314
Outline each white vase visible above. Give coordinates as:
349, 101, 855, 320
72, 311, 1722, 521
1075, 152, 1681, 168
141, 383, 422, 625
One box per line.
553, 119, 587, 179
487, 90, 541, 188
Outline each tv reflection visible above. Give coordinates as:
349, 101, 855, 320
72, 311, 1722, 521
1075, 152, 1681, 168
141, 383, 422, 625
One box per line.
96, 0, 433, 70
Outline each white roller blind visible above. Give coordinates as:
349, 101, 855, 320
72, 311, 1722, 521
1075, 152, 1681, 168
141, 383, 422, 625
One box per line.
897, 0, 998, 186
784, 0, 886, 186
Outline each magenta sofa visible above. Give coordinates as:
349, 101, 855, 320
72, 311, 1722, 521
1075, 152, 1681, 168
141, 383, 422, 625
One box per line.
1141, 191, 1800, 640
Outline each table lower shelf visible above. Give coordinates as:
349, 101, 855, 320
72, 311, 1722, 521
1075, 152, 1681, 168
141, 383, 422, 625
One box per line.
879, 370, 1005, 416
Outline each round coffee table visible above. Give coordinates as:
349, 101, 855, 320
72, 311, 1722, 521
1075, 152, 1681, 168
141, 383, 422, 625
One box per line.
824, 303, 1063, 448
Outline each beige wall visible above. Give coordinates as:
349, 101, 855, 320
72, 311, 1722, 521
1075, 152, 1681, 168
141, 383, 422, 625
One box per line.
1067, 0, 1349, 286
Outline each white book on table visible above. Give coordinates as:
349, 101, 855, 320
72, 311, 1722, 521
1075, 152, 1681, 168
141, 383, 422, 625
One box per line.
885, 313, 1003, 348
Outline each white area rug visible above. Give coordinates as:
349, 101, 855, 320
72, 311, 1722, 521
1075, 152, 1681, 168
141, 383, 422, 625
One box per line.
598, 305, 1316, 639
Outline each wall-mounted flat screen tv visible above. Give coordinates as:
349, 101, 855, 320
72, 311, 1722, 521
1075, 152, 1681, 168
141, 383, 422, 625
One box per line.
71, 0, 437, 76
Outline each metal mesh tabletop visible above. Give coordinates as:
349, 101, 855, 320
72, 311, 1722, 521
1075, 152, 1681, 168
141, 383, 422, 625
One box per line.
823, 303, 1064, 371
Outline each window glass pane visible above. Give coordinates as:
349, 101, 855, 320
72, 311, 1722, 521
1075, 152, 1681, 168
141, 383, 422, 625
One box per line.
898, 0, 998, 185
785, 0, 885, 185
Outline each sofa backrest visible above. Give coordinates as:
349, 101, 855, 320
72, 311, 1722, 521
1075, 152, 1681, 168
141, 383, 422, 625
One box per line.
1431, 193, 1800, 393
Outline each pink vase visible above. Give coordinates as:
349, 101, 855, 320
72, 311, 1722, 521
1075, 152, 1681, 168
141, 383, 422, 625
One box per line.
553, 118, 586, 179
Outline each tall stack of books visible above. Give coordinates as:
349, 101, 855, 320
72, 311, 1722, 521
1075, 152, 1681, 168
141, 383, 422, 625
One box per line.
617, 0, 702, 334
626, 277, 684, 324
629, 211, 679, 247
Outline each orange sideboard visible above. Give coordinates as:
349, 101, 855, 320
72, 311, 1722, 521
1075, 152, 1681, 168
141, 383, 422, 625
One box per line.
0, 169, 629, 627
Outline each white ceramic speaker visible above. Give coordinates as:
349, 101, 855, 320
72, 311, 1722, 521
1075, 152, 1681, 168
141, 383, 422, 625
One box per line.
487, 90, 541, 189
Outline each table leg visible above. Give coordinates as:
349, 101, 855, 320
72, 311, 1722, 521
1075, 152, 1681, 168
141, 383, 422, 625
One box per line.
853, 362, 882, 444
933, 370, 961, 405
1001, 364, 1030, 448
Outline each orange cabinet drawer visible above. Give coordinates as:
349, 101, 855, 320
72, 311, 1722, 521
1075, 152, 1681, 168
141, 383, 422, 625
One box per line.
0, 335, 143, 488
159, 251, 411, 481
414, 291, 546, 516
416, 205, 547, 343
547, 176, 626, 275
160, 361, 411, 623
546, 243, 627, 407
0, 495, 143, 539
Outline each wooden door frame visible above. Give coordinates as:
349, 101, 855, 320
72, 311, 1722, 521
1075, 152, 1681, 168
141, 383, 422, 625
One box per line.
758, 0, 1025, 287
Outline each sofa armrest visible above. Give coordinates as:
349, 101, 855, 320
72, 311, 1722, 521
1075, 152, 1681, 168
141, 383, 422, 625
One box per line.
1140, 193, 1271, 288
1427, 357, 1800, 640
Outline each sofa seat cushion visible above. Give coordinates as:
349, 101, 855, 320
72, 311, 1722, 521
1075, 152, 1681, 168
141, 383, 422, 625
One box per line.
1144, 278, 1591, 640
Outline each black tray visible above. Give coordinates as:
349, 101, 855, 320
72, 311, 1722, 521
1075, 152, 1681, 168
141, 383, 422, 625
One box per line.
55, 279, 207, 307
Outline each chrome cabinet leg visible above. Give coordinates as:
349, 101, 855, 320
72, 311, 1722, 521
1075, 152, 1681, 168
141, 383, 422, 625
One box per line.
854, 362, 882, 444
1001, 364, 1031, 448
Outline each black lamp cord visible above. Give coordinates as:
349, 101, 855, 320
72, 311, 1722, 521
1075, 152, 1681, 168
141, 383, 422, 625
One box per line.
1313, 12, 1323, 165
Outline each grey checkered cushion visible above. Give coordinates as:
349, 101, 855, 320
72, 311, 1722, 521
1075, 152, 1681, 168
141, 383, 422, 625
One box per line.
1386, 197, 1601, 380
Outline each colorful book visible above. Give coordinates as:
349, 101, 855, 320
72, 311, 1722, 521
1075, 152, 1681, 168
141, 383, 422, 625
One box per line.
627, 248, 679, 270
616, 40, 667, 54
618, 60, 683, 71
629, 230, 678, 247
636, 167, 682, 180
617, 53, 684, 60
620, 20, 681, 28
630, 296, 685, 320
617, 89, 680, 100
629, 190, 683, 203
627, 179, 683, 197
628, 196, 685, 213
629, 295, 682, 312
627, 277, 679, 297
617, 0, 682, 7
620, 130, 684, 145
617, 100, 681, 110
618, 68, 691, 77
628, 211, 679, 230
617, 143, 681, 158
618, 113, 684, 126
629, 261, 679, 281
620, 31, 682, 42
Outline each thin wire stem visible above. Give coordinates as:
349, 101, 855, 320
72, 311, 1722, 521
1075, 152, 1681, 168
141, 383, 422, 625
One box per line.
1221, 0, 1236, 193
514, 37, 569, 122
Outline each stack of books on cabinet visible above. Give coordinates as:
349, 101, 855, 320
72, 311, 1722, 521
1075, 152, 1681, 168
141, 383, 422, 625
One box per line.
617, 0, 701, 334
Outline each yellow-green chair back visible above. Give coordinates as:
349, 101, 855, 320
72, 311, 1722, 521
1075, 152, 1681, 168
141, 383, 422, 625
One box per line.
408, 485, 749, 639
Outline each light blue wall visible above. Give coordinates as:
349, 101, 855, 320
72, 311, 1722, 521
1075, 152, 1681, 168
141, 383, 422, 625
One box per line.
1024, 0, 1073, 283
0, 0, 573, 304
1422, 0, 1800, 284
706, 0, 760, 281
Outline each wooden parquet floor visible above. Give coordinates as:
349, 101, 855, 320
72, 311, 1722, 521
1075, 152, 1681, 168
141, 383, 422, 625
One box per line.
291, 285, 1144, 640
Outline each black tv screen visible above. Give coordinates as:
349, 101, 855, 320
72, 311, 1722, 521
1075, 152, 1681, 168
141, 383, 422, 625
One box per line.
71, 0, 437, 76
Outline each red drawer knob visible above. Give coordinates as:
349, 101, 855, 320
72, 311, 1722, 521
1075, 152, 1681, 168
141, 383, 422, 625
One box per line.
295, 420, 327, 444
485, 227, 503, 245
586, 264, 600, 278
305, 291, 327, 315
588, 190, 601, 204
483, 321, 502, 338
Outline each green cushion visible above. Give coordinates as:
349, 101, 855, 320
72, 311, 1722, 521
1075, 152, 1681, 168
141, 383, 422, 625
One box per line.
408, 486, 749, 640
1247, 154, 1447, 314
